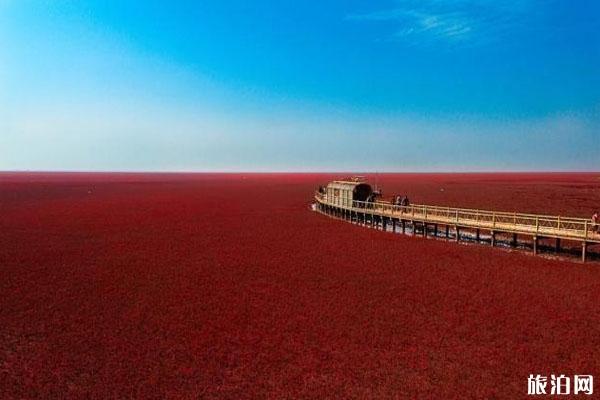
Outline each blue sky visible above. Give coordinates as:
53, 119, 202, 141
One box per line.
1, 0, 598, 171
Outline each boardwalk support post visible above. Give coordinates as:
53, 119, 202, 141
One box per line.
314, 191, 599, 261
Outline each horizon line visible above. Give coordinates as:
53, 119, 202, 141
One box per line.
2, 170, 599, 175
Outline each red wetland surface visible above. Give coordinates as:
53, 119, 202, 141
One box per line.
1, 172, 600, 399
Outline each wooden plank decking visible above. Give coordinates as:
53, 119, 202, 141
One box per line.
314, 193, 600, 261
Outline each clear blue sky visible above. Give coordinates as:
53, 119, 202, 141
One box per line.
1, 1, 598, 171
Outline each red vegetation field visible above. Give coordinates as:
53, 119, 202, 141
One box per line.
1, 172, 600, 399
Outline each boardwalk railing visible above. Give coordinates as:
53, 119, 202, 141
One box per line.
315, 193, 600, 243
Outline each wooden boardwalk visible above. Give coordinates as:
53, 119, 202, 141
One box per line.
314, 193, 600, 262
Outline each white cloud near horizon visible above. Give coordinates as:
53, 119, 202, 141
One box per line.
2, 97, 598, 172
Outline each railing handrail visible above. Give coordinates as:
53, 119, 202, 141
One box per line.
314, 193, 598, 242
